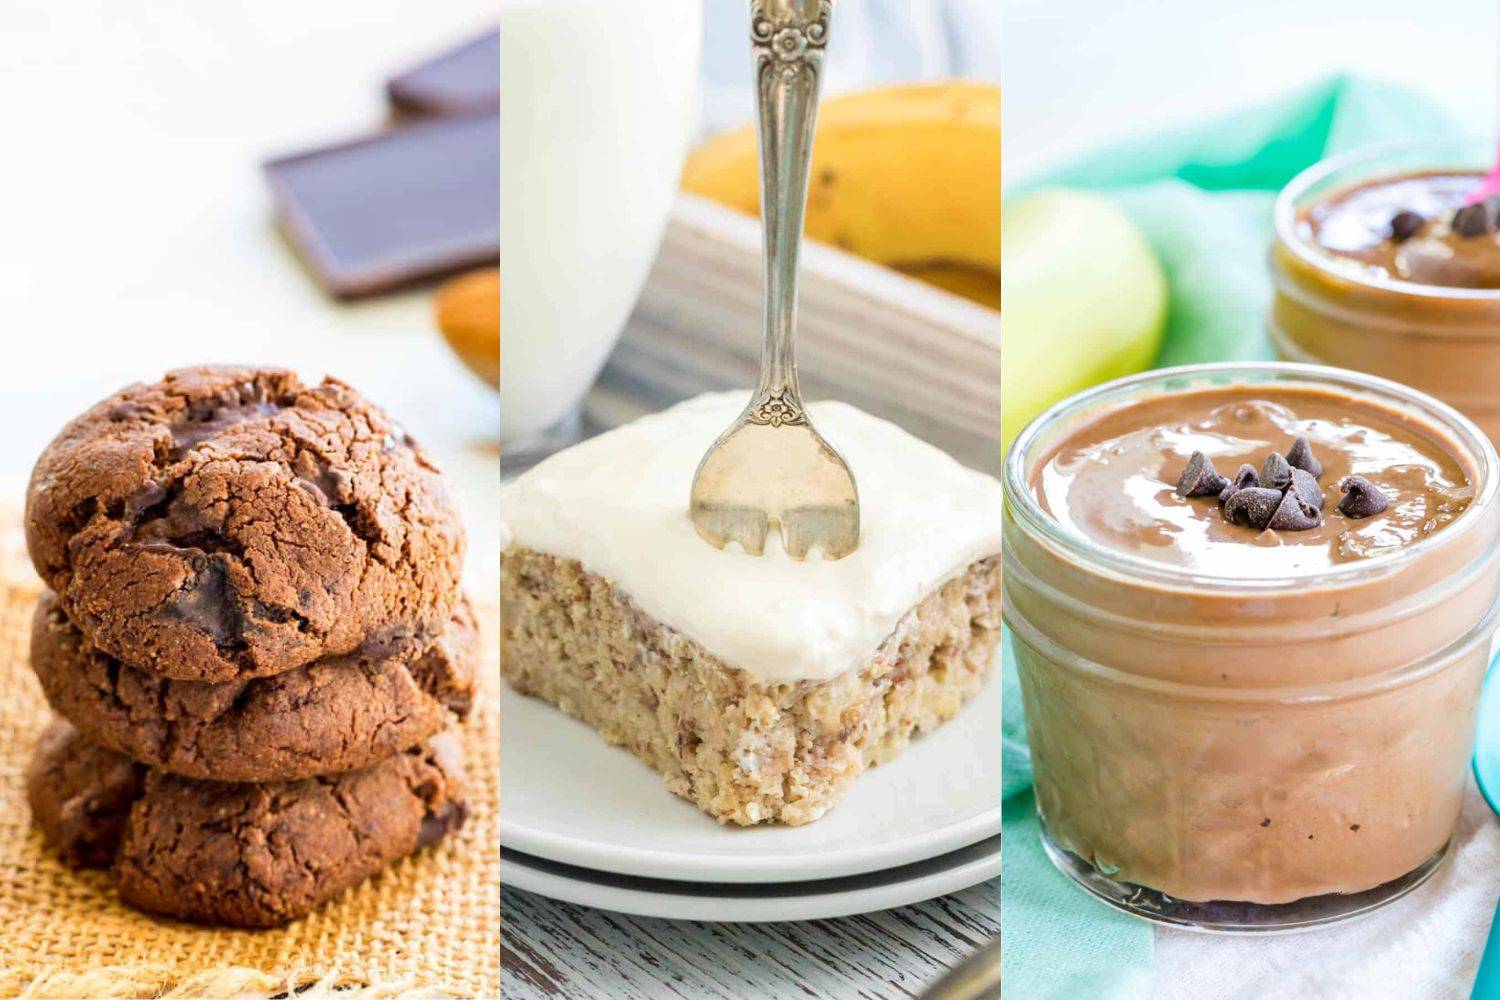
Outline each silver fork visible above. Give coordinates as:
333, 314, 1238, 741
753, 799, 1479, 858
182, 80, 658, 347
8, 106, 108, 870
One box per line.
689, 0, 860, 561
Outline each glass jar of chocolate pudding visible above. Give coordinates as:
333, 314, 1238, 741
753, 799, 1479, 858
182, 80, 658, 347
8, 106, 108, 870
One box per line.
1003, 362, 1500, 931
1271, 143, 1500, 445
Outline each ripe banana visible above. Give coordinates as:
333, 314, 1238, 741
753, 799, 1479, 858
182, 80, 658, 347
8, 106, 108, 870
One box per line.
681, 81, 1000, 308
435, 267, 500, 389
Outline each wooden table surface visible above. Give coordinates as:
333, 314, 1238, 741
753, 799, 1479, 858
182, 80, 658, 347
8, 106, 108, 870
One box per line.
501, 879, 999, 999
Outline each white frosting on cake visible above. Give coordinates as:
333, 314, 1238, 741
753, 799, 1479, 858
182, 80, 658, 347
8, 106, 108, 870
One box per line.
500, 392, 1002, 682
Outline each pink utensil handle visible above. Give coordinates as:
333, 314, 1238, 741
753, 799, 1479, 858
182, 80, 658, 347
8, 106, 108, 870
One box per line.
1470, 137, 1500, 203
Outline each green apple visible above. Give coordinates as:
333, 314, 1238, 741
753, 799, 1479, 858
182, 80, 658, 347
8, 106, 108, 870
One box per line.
1001, 190, 1167, 452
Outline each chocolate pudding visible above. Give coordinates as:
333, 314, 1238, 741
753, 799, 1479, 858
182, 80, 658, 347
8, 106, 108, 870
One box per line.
1271, 147, 1500, 446
1004, 364, 1500, 919
1299, 170, 1500, 289
1038, 386, 1473, 576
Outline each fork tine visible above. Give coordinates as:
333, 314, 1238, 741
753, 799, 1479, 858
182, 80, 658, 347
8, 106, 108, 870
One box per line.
690, 500, 771, 556
779, 505, 859, 560
691, 419, 858, 561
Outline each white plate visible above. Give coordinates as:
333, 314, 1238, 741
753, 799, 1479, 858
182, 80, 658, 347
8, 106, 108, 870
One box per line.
500, 664, 1001, 883
501, 836, 1001, 922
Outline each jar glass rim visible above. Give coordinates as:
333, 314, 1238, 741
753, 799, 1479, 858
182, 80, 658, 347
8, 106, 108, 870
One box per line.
1273, 139, 1500, 301
1002, 361, 1500, 593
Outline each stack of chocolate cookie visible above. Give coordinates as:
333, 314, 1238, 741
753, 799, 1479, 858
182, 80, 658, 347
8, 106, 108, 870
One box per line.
20, 367, 473, 928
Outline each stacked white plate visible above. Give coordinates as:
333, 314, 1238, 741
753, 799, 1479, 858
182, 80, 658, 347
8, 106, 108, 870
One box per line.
500, 669, 1002, 921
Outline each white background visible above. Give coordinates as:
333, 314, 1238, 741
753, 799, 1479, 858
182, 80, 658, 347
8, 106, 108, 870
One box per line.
0, 1, 501, 596
1004, 1, 1500, 997
1005, 0, 1499, 181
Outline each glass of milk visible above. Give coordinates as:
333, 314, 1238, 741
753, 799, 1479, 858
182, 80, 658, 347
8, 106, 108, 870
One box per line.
499, 0, 703, 460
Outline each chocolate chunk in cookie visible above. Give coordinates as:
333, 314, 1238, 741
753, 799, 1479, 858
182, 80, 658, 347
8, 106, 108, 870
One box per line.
25, 366, 465, 681
31, 591, 478, 782
28, 719, 467, 928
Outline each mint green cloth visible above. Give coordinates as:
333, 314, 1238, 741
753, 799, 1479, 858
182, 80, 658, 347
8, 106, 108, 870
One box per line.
1001, 75, 1460, 998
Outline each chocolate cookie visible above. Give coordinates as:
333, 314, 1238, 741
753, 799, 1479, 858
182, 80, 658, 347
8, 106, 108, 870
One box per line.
27, 719, 467, 928
26, 718, 143, 869
25, 366, 465, 682
31, 591, 478, 782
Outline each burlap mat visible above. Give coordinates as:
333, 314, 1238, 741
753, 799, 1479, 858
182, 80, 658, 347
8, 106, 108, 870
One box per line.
0, 512, 500, 998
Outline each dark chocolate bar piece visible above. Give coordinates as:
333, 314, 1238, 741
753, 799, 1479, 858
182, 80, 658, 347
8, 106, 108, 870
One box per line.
264, 114, 498, 298
388, 29, 499, 117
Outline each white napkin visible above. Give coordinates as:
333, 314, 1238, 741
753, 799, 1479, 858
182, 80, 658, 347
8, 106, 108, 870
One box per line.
1157, 782, 1500, 999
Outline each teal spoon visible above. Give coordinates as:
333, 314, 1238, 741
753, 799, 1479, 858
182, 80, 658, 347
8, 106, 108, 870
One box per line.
1469, 649, 1500, 999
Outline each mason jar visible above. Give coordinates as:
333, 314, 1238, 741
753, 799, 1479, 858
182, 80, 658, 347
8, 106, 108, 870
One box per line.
1002, 362, 1500, 930
1269, 142, 1500, 445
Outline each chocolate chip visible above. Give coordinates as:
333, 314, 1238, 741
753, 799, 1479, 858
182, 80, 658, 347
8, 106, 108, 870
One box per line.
1470, 194, 1500, 236
124, 480, 169, 523
1259, 452, 1292, 493
1285, 435, 1323, 479
1389, 210, 1425, 242
1485, 195, 1500, 228
1268, 487, 1321, 531
1224, 487, 1282, 530
1176, 451, 1229, 498
170, 400, 281, 457
291, 453, 355, 506
1453, 201, 1494, 237
417, 801, 469, 847
1337, 476, 1389, 518
1260, 818, 1271, 828
1289, 468, 1323, 513
1217, 464, 1260, 505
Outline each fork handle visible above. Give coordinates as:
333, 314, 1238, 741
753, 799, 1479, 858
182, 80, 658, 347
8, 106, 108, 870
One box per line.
750, 0, 832, 409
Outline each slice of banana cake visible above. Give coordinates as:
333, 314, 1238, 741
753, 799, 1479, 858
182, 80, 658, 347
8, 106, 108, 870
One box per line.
500, 393, 1001, 826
